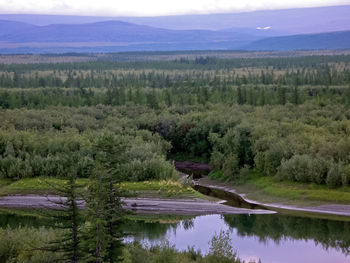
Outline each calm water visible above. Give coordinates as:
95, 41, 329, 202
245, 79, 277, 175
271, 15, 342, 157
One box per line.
1, 210, 350, 263
125, 214, 350, 263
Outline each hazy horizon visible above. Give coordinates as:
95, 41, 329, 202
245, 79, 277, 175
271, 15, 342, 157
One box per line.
0, 0, 350, 17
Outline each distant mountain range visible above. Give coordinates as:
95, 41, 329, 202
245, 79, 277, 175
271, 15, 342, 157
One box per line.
244, 31, 350, 50
1, 5, 350, 34
0, 5, 349, 53
0, 20, 260, 44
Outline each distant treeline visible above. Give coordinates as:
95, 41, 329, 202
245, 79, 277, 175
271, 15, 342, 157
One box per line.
1, 55, 350, 71
1, 65, 350, 87
1, 85, 350, 109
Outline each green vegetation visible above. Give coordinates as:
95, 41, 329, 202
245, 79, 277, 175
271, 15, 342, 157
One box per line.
0, 227, 62, 262
234, 171, 350, 205
119, 180, 205, 199
0, 55, 350, 190
0, 177, 88, 195
122, 230, 242, 263
1, 52, 350, 261
0, 178, 204, 199
169, 153, 208, 163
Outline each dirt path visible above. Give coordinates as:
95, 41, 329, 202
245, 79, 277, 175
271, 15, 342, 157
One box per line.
196, 177, 350, 217
0, 195, 275, 216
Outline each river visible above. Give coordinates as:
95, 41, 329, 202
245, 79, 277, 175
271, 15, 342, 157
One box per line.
125, 213, 350, 263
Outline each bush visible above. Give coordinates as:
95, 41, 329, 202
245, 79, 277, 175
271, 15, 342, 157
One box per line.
254, 152, 266, 174
0, 227, 60, 263
237, 165, 251, 183
205, 230, 242, 263
209, 150, 225, 171
263, 145, 286, 177
222, 154, 239, 181
342, 165, 350, 187
326, 163, 345, 188
277, 155, 329, 184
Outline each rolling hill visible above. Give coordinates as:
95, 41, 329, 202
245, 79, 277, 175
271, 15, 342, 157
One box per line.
0, 20, 260, 43
1, 5, 350, 34
0, 10, 349, 53
0, 20, 263, 53
244, 31, 350, 50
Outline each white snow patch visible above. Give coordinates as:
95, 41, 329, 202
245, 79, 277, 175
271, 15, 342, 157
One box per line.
256, 26, 271, 30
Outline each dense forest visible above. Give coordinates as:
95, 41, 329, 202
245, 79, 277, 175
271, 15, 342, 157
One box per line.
0, 54, 350, 188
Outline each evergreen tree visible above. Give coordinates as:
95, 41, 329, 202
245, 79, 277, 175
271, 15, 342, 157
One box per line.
84, 134, 127, 263
260, 88, 266, 106
237, 86, 244, 105
277, 85, 286, 105
146, 90, 159, 109
42, 170, 83, 263
164, 89, 172, 107
292, 86, 300, 105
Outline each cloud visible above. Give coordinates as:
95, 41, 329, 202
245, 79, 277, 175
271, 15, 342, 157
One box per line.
0, 0, 349, 16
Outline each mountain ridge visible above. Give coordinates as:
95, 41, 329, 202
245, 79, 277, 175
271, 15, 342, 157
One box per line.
1, 5, 349, 34
244, 30, 350, 50
0, 10, 349, 53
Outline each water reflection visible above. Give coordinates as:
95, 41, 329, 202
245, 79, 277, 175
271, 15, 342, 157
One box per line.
123, 219, 179, 241
224, 214, 350, 256
0, 209, 54, 228
1, 209, 350, 263
126, 214, 350, 263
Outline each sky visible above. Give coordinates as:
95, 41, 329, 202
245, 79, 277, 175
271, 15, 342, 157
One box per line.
0, 0, 350, 16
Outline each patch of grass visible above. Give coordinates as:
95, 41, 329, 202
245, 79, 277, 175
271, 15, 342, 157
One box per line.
0, 177, 89, 196
119, 180, 207, 199
0, 178, 12, 188
237, 171, 350, 205
0, 177, 209, 200
208, 170, 226, 180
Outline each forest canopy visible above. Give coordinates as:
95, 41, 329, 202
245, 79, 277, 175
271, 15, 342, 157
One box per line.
0, 53, 350, 188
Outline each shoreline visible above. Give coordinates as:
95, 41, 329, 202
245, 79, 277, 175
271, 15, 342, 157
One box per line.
0, 195, 275, 216
195, 177, 350, 218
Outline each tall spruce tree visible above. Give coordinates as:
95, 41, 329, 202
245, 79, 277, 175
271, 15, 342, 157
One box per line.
292, 86, 300, 105
277, 85, 287, 105
42, 170, 83, 263
237, 86, 244, 105
84, 134, 127, 263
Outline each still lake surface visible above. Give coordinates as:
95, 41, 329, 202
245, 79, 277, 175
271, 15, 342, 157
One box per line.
125, 213, 350, 263
1, 210, 350, 263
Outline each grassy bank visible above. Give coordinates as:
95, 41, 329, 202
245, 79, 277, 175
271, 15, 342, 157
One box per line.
0, 178, 207, 200
119, 180, 207, 199
233, 171, 350, 206
0, 178, 89, 196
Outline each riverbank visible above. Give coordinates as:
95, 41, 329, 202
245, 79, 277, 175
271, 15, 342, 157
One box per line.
2, 174, 350, 218
0, 177, 275, 215
197, 176, 350, 218
0, 178, 203, 199
0, 195, 275, 215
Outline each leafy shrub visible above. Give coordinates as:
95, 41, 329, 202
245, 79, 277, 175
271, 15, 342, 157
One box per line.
326, 163, 345, 188
277, 155, 329, 184
222, 154, 239, 181
342, 165, 350, 187
0, 227, 60, 263
205, 230, 242, 263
